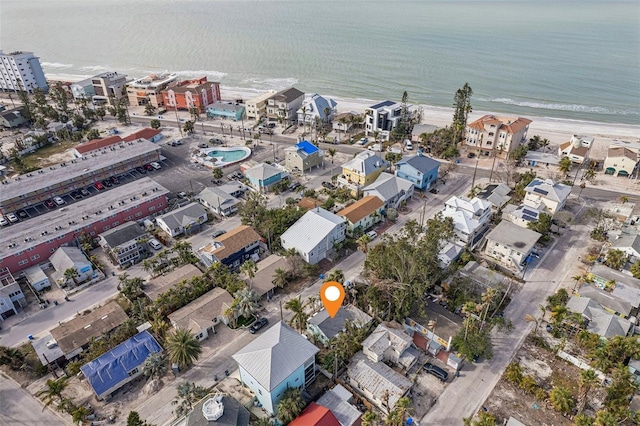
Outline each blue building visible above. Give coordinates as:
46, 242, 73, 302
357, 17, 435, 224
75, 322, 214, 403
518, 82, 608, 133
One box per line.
232, 321, 319, 415
395, 153, 441, 190
206, 101, 246, 121
285, 140, 323, 172
244, 163, 287, 192
80, 330, 162, 400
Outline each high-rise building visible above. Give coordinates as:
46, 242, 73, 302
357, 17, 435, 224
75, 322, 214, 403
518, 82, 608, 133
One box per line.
0, 50, 48, 93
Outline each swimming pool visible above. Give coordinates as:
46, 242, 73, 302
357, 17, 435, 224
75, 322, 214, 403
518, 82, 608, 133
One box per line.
194, 146, 252, 168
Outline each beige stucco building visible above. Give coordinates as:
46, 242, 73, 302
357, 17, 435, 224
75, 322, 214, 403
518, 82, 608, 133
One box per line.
464, 115, 532, 158
245, 90, 276, 120
284, 140, 323, 172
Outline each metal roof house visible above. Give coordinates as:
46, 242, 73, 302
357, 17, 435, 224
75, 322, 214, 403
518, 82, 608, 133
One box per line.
308, 305, 372, 346
81, 330, 162, 400
316, 385, 363, 426
297, 93, 337, 126
244, 163, 287, 192
362, 172, 414, 210
174, 393, 250, 426
196, 187, 239, 217
441, 195, 492, 248
156, 202, 208, 238
50, 246, 95, 288
289, 402, 341, 426
280, 207, 347, 265
232, 321, 319, 415
23, 265, 50, 292
395, 153, 441, 190
483, 221, 541, 271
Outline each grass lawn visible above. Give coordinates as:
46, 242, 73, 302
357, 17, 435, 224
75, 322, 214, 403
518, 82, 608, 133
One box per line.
19, 140, 77, 170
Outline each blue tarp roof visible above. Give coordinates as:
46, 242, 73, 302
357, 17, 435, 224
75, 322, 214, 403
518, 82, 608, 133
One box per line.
80, 330, 162, 398
296, 140, 319, 154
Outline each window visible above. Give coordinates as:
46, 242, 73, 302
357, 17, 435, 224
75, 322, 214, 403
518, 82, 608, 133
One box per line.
127, 367, 139, 377
30, 255, 40, 261
18, 259, 28, 266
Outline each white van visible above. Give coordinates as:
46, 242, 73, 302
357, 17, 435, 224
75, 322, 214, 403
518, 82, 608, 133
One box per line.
369, 143, 382, 152
149, 238, 162, 250
404, 139, 413, 150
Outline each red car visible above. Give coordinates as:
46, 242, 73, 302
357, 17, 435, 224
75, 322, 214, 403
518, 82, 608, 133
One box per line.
144, 164, 153, 171
94, 182, 105, 191
44, 199, 55, 208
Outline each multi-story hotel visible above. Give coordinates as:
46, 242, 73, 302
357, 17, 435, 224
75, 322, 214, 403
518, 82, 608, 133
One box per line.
0, 50, 48, 93
0, 178, 169, 274
464, 115, 532, 159
161, 77, 221, 112
126, 73, 178, 108
245, 91, 276, 120
266, 87, 304, 125
70, 71, 128, 106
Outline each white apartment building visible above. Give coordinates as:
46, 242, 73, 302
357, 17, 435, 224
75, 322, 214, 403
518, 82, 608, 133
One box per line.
465, 115, 532, 159
364, 100, 403, 141
70, 71, 128, 106
126, 73, 178, 108
0, 50, 48, 93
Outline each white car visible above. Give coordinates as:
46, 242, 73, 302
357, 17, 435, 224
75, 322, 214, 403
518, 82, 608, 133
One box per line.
53, 196, 66, 205
0, 216, 9, 226
150, 162, 162, 170
7, 213, 18, 223
149, 238, 163, 250
366, 231, 378, 240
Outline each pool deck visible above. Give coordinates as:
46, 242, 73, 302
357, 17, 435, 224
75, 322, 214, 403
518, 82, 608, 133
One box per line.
192, 146, 252, 168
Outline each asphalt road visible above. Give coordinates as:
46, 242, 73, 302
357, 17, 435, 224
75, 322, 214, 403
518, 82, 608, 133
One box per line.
0, 373, 66, 426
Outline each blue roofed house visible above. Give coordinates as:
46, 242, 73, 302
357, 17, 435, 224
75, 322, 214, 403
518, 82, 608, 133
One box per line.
232, 321, 319, 415
244, 163, 287, 192
81, 330, 162, 401
297, 94, 337, 126
395, 153, 440, 190
285, 140, 323, 172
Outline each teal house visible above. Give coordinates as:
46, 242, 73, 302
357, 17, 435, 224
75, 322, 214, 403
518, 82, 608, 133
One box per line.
206, 101, 246, 121
244, 163, 286, 192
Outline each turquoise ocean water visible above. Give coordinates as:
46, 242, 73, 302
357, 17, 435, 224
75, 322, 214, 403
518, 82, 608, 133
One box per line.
1, 0, 639, 124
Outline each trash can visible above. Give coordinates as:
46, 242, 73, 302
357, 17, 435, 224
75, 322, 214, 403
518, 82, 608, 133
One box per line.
28, 334, 33, 340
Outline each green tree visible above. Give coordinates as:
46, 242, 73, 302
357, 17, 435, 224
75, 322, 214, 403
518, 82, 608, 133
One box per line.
604, 249, 626, 270
183, 120, 195, 134
276, 387, 306, 425
173, 240, 196, 265
631, 261, 640, 279
361, 411, 379, 426
144, 103, 156, 116
452, 83, 473, 146
549, 386, 576, 414
527, 212, 553, 241
119, 276, 145, 302
603, 365, 637, 415
166, 328, 202, 368
36, 377, 69, 409
171, 382, 209, 418
212, 167, 223, 180
127, 411, 155, 426
327, 148, 337, 164
239, 260, 258, 287
463, 411, 497, 426
150, 119, 161, 129
273, 267, 289, 288
559, 156, 573, 175
594, 410, 618, 426
233, 286, 259, 319
95, 106, 106, 120
63, 268, 79, 286
142, 352, 168, 380
285, 296, 309, 333
86, 128, 100, 140
577, 369, 598, 415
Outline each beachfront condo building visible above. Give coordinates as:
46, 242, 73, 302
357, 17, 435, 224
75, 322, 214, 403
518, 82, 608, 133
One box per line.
70, 71, 128, 106
126, 72, 178, 108
266, 87, 304, 125
246, 90, 276, 120
464, 115, 532, 159
160, 77, 221, 112
364, 100, 403, 142
0, 50, 48, 93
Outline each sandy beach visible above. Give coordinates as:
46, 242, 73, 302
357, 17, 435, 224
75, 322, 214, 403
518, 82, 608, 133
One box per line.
221, 86, 640, 162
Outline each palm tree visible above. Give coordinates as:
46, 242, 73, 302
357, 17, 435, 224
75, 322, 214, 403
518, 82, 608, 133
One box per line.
142, 352, 168, 380
173, 241, 194, 264
619, 195, 629, 205
234, 287, 259, 319
63, 268, 79, 286
239, 260, 257, 287
524, 314, 540, 335
558, 156, 573, 175
273, 267, 289, 288
172, 382, 209, 418
166, 328, 202, 368
276, 387, 306, 425
541, 138, 550, 152
549, 386, 575, 414
327, 148, 337, 164
356, 234, 371, 254
36, 377, 69, 409
361, 411, 379, 426
285, 296, 308, 333
324, 269, 344, 284
605, 249, 626, 270
387, 397, 411, 426
212, 167, 223, 180
577, 369, 598, 415
142, 259, 157, 276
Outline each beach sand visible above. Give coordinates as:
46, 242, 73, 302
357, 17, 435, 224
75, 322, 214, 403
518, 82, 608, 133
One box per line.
221, 87, 640, 161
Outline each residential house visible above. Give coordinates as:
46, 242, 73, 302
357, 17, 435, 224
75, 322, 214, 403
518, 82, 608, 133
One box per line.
196, 187, 239, 217
439, 242, 464, 269
245, 91, 276, 120
441, 195, 492, 248
218, 181, 248, 198
289, 403, 341, 426
364, 100, 403, 141
156, 202, 208, 238
70, 71, 128, 106
361, 322, 418, 369
198, 225, 262, 269
266, 87, 305, 125
168, 287, 233, 341
611, 231, 640, 263
604, 146, 638, 177
127, 72, 179, 108
464, 115, 532, 158
285, 140, 323, 172
316, 385, 363, 426
23, 265, 50, 291
50, 246, 95, 287
395, 153, 441, 191
50, 301, 128, 360
297, 93, 337, 126
577, 285, 634, 319
483, 221, 541, 271
336, 196, 384, 236
347, 352, 412, 414
81, 330, 162, 400
558, 135, 593, 164
244, 163, 287, 192
566, 296, 633, 339
122, 127, 163, 143
457, 261, 510, 293
589, 264, 640, 290
99, 222, 148, 268
175, 393, 250, 426
338, 151, 389, 195
308, 305, 373, 347
31, 333, 65, 368
477, 183, 512, 210
161, 77, 221, 112
524, 151, 562, 168
232, 321, 319, 415
502, 204, 544, 229
332, 112, 355, 134
206, 101, 245, 121
523, 178, 571, 215
251, 254, 289, 300
144, 264, 202, 302
281, 208, 347, 264
411, 123, 439, 143
0, 107, 28, 128
0, 268, 25, 321
362, 172, 414, 210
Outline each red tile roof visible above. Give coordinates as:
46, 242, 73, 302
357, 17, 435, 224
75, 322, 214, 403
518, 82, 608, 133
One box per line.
75, 135, 123, 154
123, 128, 161, 142
468, 115, 532, 134
289, 403, 341, 426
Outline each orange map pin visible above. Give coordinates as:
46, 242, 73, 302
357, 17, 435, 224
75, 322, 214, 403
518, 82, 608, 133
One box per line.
320, 281, 345, 318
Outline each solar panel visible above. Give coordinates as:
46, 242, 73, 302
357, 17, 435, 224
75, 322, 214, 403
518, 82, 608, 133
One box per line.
522, 209, 538, 217
522, 215, 537, 222
533, 188, 549, 195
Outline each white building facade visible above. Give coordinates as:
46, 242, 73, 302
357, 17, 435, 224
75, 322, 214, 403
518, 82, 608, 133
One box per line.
0, 50, 48, 93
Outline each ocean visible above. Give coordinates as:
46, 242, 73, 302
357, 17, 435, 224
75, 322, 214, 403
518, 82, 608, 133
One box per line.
1, 0, 639, 125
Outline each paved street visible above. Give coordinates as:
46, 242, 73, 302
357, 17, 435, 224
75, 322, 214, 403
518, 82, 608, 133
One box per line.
0, 373, 66, 426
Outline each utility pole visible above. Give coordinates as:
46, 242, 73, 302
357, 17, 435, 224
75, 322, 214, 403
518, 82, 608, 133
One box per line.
174, 106, 183, 137
471, 155, 480, 189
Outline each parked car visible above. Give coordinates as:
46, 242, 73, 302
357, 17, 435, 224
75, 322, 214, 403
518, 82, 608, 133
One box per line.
424, 362, 448, 382
150, 162, 162, 170
148, 239, 163, 250
212, 230, 227, 238
175, 140, 182, 145
322, 181, 337, 190
70, 191, 81, 199
429, 188, 439, 194
366, 231, 378, 240
249, 317, 269, 334
136, 166, 147, 174
288, 182, 301, 192
198, 143, 208, 148
210, 138, 223, 144
6, 213, 18, 223
0, 216, 8, 226
44, 199, 56, 208
53, 196, 66, 206
358, 137, 368, 145
102, 179, 113, 187
17, 210, 28, 219
94, 182, 105, 191
144, 164, 153, 171
80, 188, 91, 197
110, 176, 120, 185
